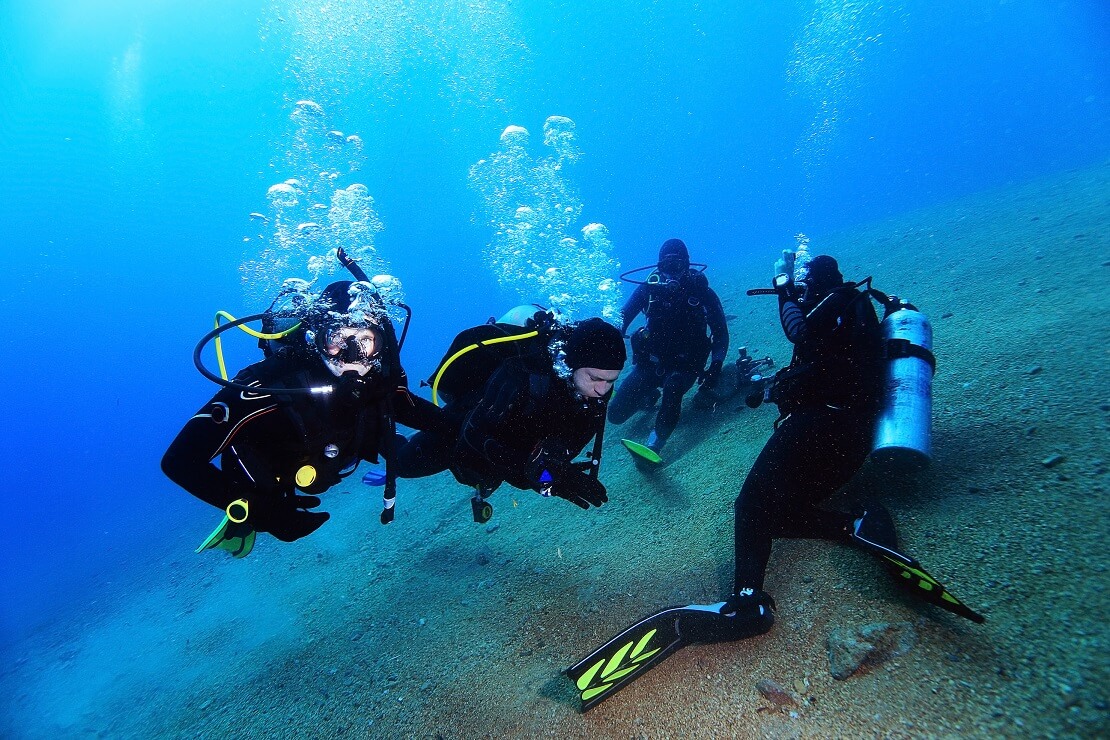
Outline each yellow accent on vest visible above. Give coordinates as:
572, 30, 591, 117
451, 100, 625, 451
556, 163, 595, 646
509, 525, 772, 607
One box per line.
296, 465, 317, 487
226, 498, 249, 523
430, 329, 539, 406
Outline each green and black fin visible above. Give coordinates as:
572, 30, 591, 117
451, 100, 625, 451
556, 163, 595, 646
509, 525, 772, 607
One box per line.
195, 517, 256, 559
850, 508, 984, 623
879, 552, 985, 624
566, 600, 772, 711
566, 605, 692, 711
621, 438, 662, 465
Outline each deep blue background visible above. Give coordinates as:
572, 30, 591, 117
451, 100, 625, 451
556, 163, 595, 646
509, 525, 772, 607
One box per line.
1, 0, 1106, 643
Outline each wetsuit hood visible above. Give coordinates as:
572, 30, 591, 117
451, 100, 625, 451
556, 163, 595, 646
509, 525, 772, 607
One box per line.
658, 238, 691, 279
564, 318, 627, 371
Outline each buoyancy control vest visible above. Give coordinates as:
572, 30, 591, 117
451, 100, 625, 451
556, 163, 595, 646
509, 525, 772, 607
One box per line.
636, 270, 714, 370
218, 356, 390, 498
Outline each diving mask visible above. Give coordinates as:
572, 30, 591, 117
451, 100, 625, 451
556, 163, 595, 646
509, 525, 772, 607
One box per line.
313, 326, 383, 377
647, 269, 683, 292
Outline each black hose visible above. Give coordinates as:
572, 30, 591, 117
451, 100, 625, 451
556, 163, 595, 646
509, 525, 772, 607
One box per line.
337, 246, 370, 282
193, 313, 333, 396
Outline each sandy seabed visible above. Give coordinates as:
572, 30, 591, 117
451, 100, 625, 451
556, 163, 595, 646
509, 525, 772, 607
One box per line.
3, 163, 1108, 739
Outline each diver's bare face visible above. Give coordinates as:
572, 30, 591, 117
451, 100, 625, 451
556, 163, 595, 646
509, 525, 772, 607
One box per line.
572, 367, 620, 398
323, 327, 382, 377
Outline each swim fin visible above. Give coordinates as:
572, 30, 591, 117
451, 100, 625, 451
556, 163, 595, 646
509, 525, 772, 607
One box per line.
850, 508, 984, 624
621, 438, 662, 465
195, 516, 256, 558
566, 592, 774, 711
878, 550, 985, 624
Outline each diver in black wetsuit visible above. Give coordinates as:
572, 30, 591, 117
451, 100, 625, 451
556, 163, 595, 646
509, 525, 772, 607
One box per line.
723, 254, 884, 619
717, 254, 982, 627
607, 238, 729, 460
162, 280, 438, 544
394, 317, 626, 511
564, 256, 983, 711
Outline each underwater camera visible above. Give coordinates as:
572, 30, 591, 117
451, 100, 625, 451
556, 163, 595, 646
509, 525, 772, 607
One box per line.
735, 347, 775, 408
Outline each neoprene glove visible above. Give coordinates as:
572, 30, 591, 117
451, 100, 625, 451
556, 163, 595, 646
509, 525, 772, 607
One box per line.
250, 493, 330, 542
531, 454, 608, 509
548, 467, 608, 509
700, 359, 723, 389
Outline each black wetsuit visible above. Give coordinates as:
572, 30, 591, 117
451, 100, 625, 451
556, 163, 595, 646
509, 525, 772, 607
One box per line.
608, 270, 729, 446
733, 284, 883, 590
162, 350, 434, 541
395, 354, 608, 499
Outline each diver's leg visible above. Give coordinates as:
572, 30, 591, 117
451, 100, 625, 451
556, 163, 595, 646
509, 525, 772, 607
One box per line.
733, 409, 862, 589
733, 416, 806, 591
607, 365, 658, 424
769, 408, 874, 542
649, 370, 698, 450
392, 431, 453, 479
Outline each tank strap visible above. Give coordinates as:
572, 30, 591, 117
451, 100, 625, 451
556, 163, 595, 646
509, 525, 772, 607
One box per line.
884, 337, 936, 375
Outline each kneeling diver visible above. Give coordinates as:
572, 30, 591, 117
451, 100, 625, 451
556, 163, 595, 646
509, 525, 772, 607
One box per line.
566, 254, 983, 711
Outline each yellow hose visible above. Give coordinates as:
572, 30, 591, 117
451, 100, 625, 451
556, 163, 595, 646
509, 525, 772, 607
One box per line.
430, 329, 539, 406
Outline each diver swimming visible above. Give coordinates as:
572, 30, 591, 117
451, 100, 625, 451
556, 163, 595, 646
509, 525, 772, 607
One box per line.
163, 249, 437, 556
391, 309, 626, 521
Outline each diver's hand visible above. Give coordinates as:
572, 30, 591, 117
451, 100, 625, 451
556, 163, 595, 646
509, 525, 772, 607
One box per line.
250, 494, 330, 542
772, 272, 794, 298
699, 359, 723, 389
546, 467, 608, 509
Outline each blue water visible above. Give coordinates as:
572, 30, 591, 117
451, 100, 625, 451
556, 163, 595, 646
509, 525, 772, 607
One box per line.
1, 0, 1106, 654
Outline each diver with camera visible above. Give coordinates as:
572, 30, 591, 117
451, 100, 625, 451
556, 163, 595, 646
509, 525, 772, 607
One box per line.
564, 250, 983, 712
725, 252, 981, 623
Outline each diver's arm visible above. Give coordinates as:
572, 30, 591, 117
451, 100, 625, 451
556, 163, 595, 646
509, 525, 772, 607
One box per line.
391, 386, 454, 437
620, 285, 649, 335
778, 295, 808, 345
705, 287, 730, 362
779, 289, 854, 345
458, 364, 527, 469
161, 379, 281, 512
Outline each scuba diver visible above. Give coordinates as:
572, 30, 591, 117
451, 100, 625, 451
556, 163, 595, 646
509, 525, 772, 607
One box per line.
607, 238, 729, 465
566, 254, 983, 711
162, 259, 438, 557
393, 313, 626, 517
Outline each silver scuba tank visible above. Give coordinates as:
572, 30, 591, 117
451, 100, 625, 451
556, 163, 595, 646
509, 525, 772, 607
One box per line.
871, 305, 935, 469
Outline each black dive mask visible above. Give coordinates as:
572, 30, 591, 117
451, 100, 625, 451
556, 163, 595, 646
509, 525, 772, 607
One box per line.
658, 255, 689, 279
332, 331, 377, 364
648, 264, 687, 293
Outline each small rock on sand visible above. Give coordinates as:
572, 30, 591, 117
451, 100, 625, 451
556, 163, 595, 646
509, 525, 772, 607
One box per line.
827, 622, 917, 680
1042, 454, 1065, 468
755, 678, 796, 706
